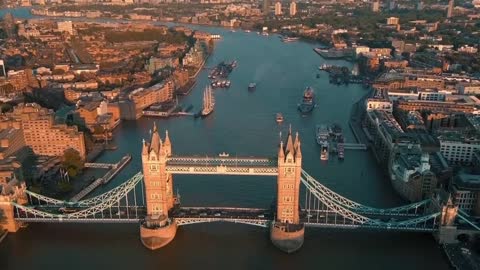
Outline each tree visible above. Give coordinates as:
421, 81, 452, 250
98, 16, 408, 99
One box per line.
62, 148, 84, 177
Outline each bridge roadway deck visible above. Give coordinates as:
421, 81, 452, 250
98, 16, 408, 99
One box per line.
14, 205, 435, 232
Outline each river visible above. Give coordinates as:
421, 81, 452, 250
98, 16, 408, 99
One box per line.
0, 8, 450, 269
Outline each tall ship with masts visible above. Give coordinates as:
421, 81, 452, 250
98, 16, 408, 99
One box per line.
201, 85, 215, 116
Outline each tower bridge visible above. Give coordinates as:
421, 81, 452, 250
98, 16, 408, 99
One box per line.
1, 123, 479, 253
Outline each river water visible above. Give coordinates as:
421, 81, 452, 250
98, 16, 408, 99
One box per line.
0, 9, 450, 269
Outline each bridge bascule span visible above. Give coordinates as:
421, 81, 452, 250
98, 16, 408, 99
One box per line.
2, 124, 479, 253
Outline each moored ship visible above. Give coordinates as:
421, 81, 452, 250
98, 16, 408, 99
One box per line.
316, 124, 329, 145
338, 136, 345, 160
298, 87, 315, 114
320, 142, 329, 161
316, 124, 329, 161
276, 113, 284, 123
201, 85, 215, 116
281, 36, 300, 42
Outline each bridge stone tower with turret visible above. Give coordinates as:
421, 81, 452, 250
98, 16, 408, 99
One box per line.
271, 129, 305, 253
140, 123, 177, 250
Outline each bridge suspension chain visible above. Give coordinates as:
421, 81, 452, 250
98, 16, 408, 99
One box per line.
24, 190, 65, 205
75, 172, 143, 207
13, 172, 144, 220
301, 170, 430, 215
301, 176, 441, 229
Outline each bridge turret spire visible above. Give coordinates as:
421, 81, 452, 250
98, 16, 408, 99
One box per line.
150, 127, 162, 155
285, 128, 294, 156
163, 130, 172, 156
295, 141, 302, 159
142, 138, 148, 155
278, 140, 285, 160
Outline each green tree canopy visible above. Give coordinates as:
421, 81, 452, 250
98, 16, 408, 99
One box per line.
62, 148, 84, 177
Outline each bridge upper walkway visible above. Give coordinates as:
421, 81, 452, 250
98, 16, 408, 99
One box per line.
165, 156, 278, 175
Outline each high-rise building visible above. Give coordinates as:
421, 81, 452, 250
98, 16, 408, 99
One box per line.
275, 1, 282, 16
0, 103, 86, 159
263, 0, 270, 15
447, 0, 454, 18
289, 1, 297, 16
372, 0, 380, 12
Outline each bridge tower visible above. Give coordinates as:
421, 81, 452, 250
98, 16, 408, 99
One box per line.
271, 129, 305, 253
436, 196, 459, 244
139, 123, 177, 250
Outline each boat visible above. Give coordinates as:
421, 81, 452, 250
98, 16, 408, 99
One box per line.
338, 136, 345, 160
219, 152, 230, 157
282, 36, 300, 42
320, 142, 329, 161
225, 81, 231, 88
298, 86, 315, 114
248, 83, 256, 91
201, 86, 215, 116
276, 113, 284, 123
245, 30, 251, 33
316, 124, 329, 145
261, 32, 269, 36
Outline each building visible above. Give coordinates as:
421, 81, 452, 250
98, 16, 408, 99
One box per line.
57, 21, 73, 35
364, 110, 408, 165
289, 1, 296, 16
388, 0, 396, 10
395, 100, 475, 114
372, 0, 380, 12
0, 103, 86, 159
263, 0, 269, 14
389, 144, 437, 202
438, 132, 480, 164
450, 173, 480, 217
418, 91, 446, 102
146, 57, 179, 74
425, 113, 466, 132
366, 89, 392, 112
456, 83, 480, 95
128, 81, 175, 119
274, 1, 282, 16
0, 128, 25, 160
355, 46, 370, 57
3, 13, 16, 38
387, 17, 399, 25
0, 60, 6, 78
447, 0, 454, 18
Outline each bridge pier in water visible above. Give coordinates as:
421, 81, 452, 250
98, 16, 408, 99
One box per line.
270, 130, 305, 253
140, 124, 177, 250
